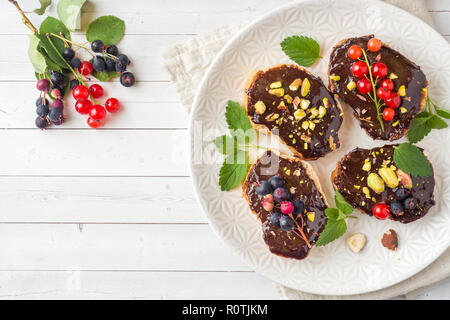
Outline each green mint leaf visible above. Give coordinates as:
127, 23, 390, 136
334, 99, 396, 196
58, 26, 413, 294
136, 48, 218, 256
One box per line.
408, 116, 432, 143
394, 143, 432, 177
315, 218, 347, 247
28, 35, 47, 74
87, 15, 125, 45
225, 100, 255, 142
219, 151, 250, 191
57, 0, 86, 31
427, 114, 448, 129
214, 135, 239, 155
39, 17, 72, 69
435, 106, 450, 119
280, 35, 321, 67
324, 208, 340, 220
334, 191, 353, 216
34, 0, 52, 15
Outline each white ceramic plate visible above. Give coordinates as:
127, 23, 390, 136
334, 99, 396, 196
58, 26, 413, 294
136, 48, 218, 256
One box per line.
189, 0, 450, 295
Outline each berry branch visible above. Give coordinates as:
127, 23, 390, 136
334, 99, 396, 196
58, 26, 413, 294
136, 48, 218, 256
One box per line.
9, 0, 39, 35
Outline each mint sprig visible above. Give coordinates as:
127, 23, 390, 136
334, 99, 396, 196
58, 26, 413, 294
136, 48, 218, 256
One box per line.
316, 191, 356, 247
393, 143, 432, 177
280, 35, 322, 67
408, 97, 449, 143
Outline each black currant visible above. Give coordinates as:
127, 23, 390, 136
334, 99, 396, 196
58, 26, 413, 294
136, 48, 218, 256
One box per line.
106, 45, 119, 56
115, 61, 127, 72
36, 104, 49, 117
120, 72, 135, 87
36, 79, 50, 91
70, 57, 82, 69
36, 97, 49, 107
51, 99, 64, 109
105, 59, 115, 72
117, 54, 130, 66
92, 56, 106, 72
62, 47, 75, 61
91, 40, 104, 53
70, 79, 80, 90
35, 116, 49, 129
50, 71, 64, 86
48, 106, 63, 123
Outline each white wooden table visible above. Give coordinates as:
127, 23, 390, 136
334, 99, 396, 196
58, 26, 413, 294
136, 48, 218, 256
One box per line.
0, 0, 448, 299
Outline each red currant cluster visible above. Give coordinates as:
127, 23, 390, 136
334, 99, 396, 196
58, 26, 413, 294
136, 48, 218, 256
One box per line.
347, 38, 402, 123
72, 84, 120, 128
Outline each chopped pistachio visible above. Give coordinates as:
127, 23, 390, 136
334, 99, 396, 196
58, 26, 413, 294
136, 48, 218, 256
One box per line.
389, 73, 398, 80
300, 99, 311, 110
301, 121, 309, 130
269, 88, 284, 97
323, 97, 331, 108
308, 121, 316, 130
294, 109, 306, 121
318, 105, 327, 118
307, 212, 315, 222
354, 185, 361, 190
292, 96, 301, 108
265, 113, 279, 121
304, 142, 308, 150
284, 94, 293, 104
422, 87, 428, 94
329, 75, 341, 81
301, 78, 311, 97
392, 120, 400, 127
270, 81, 282, 89
277, 100, 286, 110
362, 162, 371, 172
347, 81, 357, 91
400, 107, 407, 114
309, 107, 319, 118
362, 187, 370, 198
255, 101, 266, 114
397, 85, 406, 97
289, 78, 302, 91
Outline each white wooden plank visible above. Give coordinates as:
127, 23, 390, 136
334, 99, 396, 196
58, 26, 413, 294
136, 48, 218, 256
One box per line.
0, 130, 190, 176
0, 224, 250, 271
0, 177, 204, 223
430, 12, 450, 34
427, 0, 450, 11
0, 270, 278, 299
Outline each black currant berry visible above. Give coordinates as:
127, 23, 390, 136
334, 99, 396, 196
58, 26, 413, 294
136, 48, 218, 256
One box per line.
120, 72, 135, 87
36, 104, 49, 117
48, 106, 63, 123
91, 40, 104, 53
36, 79, 50, 91
115, 61, 127, 72
106, 45, 119, 56
70, 79, 80, 90
92, 56, 106, 72
50, 71, 64, 86
105, 59, 115, 72
117, 54, 130, 66
70, 57, 82, 69
36, 97, 49, 107
62, 47, 75, 61
35, 116, 49, 129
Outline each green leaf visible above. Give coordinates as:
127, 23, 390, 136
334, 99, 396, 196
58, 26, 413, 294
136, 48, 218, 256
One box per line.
28, 35, 47, 74
435, 106, 450, 119
34, 0, 52, 15
334, 191, 353, 216
87, 15, 125, 45
225, 100, 255, 142
427, 114, 448, 129
39, 17, 72, 68
324, 208, 340, 220
393, 143, 432, 177
214, 135, 239, 155
57, 0, 86, 31
315, 218, 347, 247
218, 151, 250, 191
280, 35, 321, 67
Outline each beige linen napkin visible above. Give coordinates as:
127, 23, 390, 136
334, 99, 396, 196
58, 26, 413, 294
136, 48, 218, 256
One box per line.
162, 0, 449, 299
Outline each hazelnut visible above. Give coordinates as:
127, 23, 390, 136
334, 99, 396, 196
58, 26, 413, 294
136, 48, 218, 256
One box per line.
396, 169, 413, 189
381, 229, 398, 251
367, 173, 385, 194
346, 233, 366, 253
378, 167, 399, 188
255, 101, 266, 114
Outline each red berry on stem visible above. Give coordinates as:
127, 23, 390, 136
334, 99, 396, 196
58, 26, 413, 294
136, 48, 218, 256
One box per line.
78, 61, 93, 75
377, 87, 391, 100
381, 79, 394, 91
105, 98, 120, 113
36, 79, 50, 92
72, 85, 90, 100
385, 92, 401, 109
371, 62, 388, 79
383, 107, 395, 121
357, 78, 373, 94
75, 99, 93, 114
90, 105, 107, 120
351, 61, 369, 78
347, 45, 362, 60
89, 84, 104, 98
280, 201, 294, 214
87, 117, 102, 128
373, 203, 390, 219
368, 38, 382, 52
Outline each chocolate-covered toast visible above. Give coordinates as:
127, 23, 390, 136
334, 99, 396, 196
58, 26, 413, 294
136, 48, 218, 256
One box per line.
328, 35, 428, 141
244, 64, 343, 160
332, 145, 435, 224
243, 150, 328, 259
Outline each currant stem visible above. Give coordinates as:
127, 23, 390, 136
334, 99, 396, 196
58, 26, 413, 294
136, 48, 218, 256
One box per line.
49, 33, 118, 60
9, 0, 39, 35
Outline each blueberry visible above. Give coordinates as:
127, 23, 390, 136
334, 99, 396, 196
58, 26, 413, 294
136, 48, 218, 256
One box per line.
50, 71, 64, 86
91, 40, 104, 53
36, 97, 49, 107
36, 104, 49, 117
117, 54, 130, 66
115, 61, 127, 72
92, 56, 106, 72
395, 188, 409, 201
273, 187, 289, 202
105, 59, 115, 72
268, 175, 285, 189
70, 57, 81, 69
269, 211, 281, 227
35, 116, 49, 129
293, 200, 305, 214
255, 180, 273, 196
48, 106, 63, 123
106, 45, 119, 56
403, 197, 417, 210
120, 72, 135, 87
280, 215, 294, 231
390, 200, 404, 216
62, 47, 75, 61
51, 117, 64, 126
70, 79, 80, 90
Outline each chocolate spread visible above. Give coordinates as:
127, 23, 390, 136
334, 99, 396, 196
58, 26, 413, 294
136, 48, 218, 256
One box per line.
329, 35, 427, 141
333, 145, 435, 224
245, 65, 342, 160
244, 151, 328, 259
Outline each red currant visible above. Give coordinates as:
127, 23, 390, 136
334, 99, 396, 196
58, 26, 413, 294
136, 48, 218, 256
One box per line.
89, 105, 107, 120
371, 62, 388, 79
385, 92, 401, 109
105, 98, 120, 113
351, 61, 369, 78
383, 107, 395, 121
87, 117, 102, 128
380, 79, 394, 91
72, 85, 90, 100
75, 99, 93, 114
377, 87, 391, 100
89, 84, 104, 98
368, 38, 382, 52
78, 61, 93, 75
347, 45, 362, 60
373, 203, 390, 219
357, 78, 373, 94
